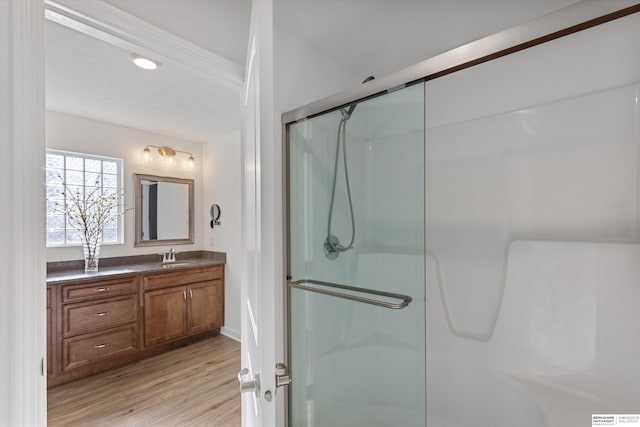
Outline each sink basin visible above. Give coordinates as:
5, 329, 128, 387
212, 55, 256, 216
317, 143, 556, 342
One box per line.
161, 261, 194, 268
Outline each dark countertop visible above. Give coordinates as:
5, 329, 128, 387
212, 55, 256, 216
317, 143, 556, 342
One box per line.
47, 250, 225, 285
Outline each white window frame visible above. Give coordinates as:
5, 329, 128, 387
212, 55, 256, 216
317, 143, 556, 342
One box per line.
46, 149, 125, 247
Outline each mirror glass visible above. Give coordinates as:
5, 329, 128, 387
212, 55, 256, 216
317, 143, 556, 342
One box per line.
134, 174, 194, 246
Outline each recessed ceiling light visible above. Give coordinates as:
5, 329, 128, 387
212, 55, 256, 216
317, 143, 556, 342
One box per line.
129, 54, 160, 70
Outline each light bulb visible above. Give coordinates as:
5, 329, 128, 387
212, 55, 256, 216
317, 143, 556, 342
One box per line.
130, 54, 160, 70
187, 155, 195, 168
143, 146, 151, 162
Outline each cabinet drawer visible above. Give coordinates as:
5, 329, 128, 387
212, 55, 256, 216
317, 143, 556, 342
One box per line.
143, 265, 223, 291
62, 278, 137, 303
62, 325, 137, 372
63, 295, 137, 337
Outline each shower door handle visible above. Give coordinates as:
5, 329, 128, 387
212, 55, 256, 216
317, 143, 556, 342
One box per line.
288, 279, 412, 309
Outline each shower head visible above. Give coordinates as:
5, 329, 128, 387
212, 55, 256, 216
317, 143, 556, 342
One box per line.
340, 75, 375, 121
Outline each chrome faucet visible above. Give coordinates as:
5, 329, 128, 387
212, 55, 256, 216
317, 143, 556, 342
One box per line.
161, 248, 176, 263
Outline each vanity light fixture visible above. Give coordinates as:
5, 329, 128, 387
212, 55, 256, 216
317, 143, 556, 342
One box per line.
129, 53, 160, 70
143, 145, 195, 168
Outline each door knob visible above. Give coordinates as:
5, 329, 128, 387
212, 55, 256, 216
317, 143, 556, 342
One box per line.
238, 368, 261, 397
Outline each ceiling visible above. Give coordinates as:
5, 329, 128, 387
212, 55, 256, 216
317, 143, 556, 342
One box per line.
45, 20, 243, 142
45, 0, 252, 143
45, 0, 580, 143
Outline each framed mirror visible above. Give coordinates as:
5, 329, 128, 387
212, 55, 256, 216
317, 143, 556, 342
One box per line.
134, 173, 194, 246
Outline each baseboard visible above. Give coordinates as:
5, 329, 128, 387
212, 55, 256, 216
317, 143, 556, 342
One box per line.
220, 326, 241, 342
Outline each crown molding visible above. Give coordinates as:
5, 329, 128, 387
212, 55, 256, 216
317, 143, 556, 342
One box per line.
44, 0, 244, 91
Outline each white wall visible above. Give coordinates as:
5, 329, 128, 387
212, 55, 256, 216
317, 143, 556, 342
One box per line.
203, 130, 242, 340
274, 22, 359, 113
46, 110, 205, 261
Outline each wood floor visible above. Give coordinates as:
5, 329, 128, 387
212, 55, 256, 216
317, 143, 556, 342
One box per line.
48, 335, 241, 427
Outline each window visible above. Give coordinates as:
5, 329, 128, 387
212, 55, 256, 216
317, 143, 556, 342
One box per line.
46, 150, 124, 247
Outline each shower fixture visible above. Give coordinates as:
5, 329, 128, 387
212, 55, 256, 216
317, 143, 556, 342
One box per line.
324, 76, 375, 260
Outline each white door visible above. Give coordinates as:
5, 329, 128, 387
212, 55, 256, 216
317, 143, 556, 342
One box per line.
240, 1, 286, 426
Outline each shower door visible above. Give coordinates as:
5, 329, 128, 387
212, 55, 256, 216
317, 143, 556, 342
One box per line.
286, 83, 425, 427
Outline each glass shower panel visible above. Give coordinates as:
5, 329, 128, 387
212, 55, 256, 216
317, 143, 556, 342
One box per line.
288, 83, 425, 427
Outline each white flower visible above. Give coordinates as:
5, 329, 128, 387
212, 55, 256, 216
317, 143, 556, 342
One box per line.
50, 173, 127, 250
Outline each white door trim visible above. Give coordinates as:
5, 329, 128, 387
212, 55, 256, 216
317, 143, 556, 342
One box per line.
0, 0, 47, 425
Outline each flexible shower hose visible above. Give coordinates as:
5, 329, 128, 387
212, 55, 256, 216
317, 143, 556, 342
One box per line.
326, 115, 356, 253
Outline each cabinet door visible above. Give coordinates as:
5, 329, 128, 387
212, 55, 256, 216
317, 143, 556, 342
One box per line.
187, 280, 223, 336
144, 286, 187, 347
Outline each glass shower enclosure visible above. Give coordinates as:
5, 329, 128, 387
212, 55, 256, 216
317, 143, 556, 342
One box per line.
284, 4, 640, 427
287, 83, 426, 427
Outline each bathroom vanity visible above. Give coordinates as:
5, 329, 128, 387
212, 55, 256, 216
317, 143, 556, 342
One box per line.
46, 252, 224, 387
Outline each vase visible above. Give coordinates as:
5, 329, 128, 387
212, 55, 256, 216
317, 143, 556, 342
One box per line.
82, 240, 101, 273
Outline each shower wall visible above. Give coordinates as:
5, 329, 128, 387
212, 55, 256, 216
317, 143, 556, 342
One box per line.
349, 97, 425, 256
424, 11, 640, 425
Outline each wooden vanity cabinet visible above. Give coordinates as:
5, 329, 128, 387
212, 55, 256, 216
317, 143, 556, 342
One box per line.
142, 265, 224, 348
47, 263, 224, 388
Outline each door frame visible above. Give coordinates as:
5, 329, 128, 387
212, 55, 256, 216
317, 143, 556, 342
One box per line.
0, 1, 47, 425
